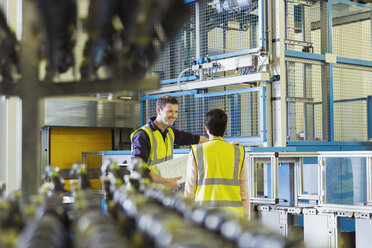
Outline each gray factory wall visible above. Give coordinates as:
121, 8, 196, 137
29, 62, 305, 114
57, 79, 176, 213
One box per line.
43, 98, 140, 129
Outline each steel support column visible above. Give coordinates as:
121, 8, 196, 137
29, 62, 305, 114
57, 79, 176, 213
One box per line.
303, 5, 314, 141
19, 0, 41, 202
320, 2, 331, 141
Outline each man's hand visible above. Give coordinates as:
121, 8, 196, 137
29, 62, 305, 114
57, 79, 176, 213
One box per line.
149, 171, 182, 189
230, 141, 240, 146
163, 176, 182, 189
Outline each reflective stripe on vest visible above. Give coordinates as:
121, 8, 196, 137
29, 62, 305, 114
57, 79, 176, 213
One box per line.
192, 140, 244, 212
195, 143, 242, 186
131, 124, 174, 171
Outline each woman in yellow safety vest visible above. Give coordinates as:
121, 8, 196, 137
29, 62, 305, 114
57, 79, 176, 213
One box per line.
184, 109, 250, 217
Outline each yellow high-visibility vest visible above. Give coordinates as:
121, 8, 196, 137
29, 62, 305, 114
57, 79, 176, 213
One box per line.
131, 124, 175, 175
192, 139, 245, 216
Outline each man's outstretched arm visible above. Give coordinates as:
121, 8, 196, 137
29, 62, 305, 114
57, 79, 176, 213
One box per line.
149, 171, 182, 189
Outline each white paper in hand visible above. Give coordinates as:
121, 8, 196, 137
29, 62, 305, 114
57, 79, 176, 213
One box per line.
156, 155, 188, 183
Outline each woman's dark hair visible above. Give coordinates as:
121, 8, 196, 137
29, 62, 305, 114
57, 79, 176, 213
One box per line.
204, 109, 227, 136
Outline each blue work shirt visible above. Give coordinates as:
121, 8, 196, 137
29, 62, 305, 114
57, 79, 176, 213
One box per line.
131, 117, 200, 162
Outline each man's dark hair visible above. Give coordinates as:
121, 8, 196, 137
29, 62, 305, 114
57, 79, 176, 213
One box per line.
156, 95, 178, 109
204, 109, 227, 137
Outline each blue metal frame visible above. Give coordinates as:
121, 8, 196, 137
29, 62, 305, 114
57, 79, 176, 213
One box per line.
368, 96, 372, 140
140, 101, 144, 126
102, 146, 371, 155
250, 145, 372, 152
245, 146, 297, 152
104, 150, 132, 155
160, 75, 199, 85
333, 0, 372, 10
174, 149, 190, 154
230, 94, 242, 137
328, 0, 334, 141
336, 57, 372, 67
284, 50, 326, 61
208, 48, 262, 61
329, 63, 334, 141
285, 51, 372, 68
312, 104, 315, 137
141, 90, 198, 101
194, 87, 262, 98
261, 0, 265, 49
288, 141, 372, 146
333, 97, 367, 104
103, 149, 191, 155
312, 97, 367, 105
103, 144, 372, 155
225, 136, 265, 143
262, 86, 267, 141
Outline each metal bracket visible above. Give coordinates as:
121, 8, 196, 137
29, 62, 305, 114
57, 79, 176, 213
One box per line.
257, 205, 270, 211
284, 39, 313, 47
327, 215, 338, 230
327, 215, 339, 248
287, 207, 302, 214
336, 211, 353, 218
303, 208, 317, 215
251, 197, 277, 205
285, 0, 314, 7
279, 212, 288, 237
355, 212, 371, 219
286, 97, 314, 103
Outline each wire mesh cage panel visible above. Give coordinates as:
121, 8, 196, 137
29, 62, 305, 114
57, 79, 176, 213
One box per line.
141, 86, 262, 142
151, 2, 196, 81
199, 0, 260, 58
284, 1, 324, 54
331, 2, 371, 61
285, 0, 372, 58
151, 0, 262, 82
286, 61, 372, 142
285, 0, 372, 143
286, 60, 325, 141
333, 64, 372, 141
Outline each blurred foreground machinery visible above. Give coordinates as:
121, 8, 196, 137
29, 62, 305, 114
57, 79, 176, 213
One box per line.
80, 0, 190, 81
37, 0, 77, 80
0, 9, 20, 83
107, 159, 306, 248
0, 183, 23, 248
0, 0, 190, 83
1, 160, 306, 248
70, 163, 132, 248
16, 166, 70, 248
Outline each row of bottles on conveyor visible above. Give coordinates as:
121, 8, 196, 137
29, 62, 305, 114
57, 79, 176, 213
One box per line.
0, 159, 306, 248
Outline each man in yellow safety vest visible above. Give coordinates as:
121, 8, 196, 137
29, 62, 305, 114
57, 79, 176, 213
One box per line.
184, 109, 249, 216
131, 95, 209, 189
